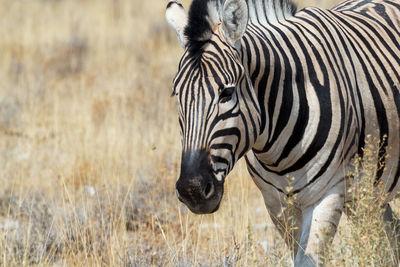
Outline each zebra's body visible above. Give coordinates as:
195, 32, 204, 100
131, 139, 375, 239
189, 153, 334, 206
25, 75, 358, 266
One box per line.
245, 0, 400, 205
166, 0, 400, 265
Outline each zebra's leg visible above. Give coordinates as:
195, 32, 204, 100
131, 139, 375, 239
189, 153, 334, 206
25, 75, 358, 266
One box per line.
267, 202, 302, 259
383, 203, 400, 265
258, 187, 302, 260
294, 186, 344, 267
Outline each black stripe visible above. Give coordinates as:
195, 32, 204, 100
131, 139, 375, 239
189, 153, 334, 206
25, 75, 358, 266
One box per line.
245, 155, 285, 194
334, 13, 389, 182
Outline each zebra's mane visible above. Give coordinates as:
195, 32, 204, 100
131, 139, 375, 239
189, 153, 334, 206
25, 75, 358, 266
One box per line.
184, 0, 297, 54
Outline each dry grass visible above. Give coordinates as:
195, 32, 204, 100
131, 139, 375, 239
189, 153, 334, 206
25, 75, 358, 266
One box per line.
324, 136, 400, 266
1, 0, 395, 266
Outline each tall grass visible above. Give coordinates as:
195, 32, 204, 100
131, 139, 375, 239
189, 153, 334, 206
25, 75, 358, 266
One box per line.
324, 136, 399, 266
1, 0, 397, 266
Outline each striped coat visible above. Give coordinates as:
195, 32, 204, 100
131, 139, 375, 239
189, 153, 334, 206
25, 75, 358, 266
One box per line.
166, 0, 400, 265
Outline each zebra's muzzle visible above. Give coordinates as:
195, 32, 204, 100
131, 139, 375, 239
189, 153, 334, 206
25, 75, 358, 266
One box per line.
175, 185, 222, 214
175, 175, 223, 214
176, 149, 224, 214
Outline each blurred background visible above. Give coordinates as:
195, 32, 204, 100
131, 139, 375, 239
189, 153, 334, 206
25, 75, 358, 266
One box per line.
0, 0, 341, 266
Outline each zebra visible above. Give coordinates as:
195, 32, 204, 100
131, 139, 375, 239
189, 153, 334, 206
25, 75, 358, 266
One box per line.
165, 0, 400, 265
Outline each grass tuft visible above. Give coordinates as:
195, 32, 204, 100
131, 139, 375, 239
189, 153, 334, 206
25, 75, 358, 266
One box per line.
324, 135, 399, 266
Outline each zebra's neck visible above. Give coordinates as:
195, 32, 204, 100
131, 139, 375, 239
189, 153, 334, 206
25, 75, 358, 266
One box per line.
241, 22, 303, 164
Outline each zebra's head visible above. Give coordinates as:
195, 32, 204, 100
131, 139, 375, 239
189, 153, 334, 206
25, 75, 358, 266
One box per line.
166, 0, 260, 214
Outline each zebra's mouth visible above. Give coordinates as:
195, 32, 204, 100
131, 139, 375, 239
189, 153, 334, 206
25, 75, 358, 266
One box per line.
176, 186, 223, 214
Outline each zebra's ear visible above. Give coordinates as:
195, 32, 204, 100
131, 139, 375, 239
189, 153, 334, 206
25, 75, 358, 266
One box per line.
166, 0, 188, 48
221, 0, 248, 48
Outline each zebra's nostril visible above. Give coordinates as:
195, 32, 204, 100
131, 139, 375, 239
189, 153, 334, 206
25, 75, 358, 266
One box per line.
204, 182, 214, 199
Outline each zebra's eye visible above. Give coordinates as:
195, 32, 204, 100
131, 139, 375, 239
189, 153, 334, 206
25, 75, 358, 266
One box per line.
218, 86, 235, 104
